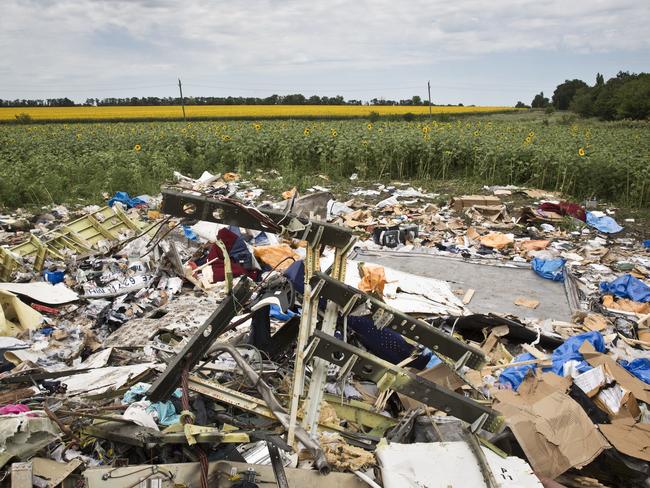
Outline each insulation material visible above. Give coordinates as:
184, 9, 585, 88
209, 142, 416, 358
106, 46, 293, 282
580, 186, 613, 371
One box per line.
0, 289, 43, 337
319, 432, 375, 471
0, 413, 61, 468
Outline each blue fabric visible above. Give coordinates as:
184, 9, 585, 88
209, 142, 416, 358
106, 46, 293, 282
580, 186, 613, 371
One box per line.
122, 383, 182, 404
347, 315, 429, 369
147, 401, 180, 426
229, 235, 254, 269
644, 240, 650, 248
270, 304, 297, 321
600, 274, 650, 303
284, 260, 305, 295
122, 382, 181, 426
550, 331, 605, 376
586, 211, 623, 234
122, 382, 150, 404
107, 191, 147, 209
619, 358, 650, 385
254, 232, 271, 246
182, 225, 198, 241
499, 353, 537, 390
531, 257, 565, 282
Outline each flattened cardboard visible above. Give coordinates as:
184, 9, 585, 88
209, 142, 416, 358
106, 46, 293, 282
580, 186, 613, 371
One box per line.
579, 342, 650, 405
598, 423, 650, 462
495, 383, 609, 479
494, 372, 571, 408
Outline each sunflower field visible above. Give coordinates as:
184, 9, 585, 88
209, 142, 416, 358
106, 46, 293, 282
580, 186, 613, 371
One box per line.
1, 118, 648, 208
0, 105, 517, 122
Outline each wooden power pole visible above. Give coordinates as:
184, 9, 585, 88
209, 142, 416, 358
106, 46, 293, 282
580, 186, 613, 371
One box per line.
178, 78, 187, 122
427, 80, 432, 119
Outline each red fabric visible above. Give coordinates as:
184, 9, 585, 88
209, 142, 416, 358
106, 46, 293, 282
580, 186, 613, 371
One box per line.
538, 201, 586, 222
208, 228, 257, 283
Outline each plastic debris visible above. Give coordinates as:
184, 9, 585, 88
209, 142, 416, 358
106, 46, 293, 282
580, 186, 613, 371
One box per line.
531, 257, 566, 282
600, 274, 650, 303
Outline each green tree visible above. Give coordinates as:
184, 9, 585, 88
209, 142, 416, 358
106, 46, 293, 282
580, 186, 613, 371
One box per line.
552, 79, 588, 110
614, 74, 650, 119
570, 88, 595, 116
531, 92, 549, 108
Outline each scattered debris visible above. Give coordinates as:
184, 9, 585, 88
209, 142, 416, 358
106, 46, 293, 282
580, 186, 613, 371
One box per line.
0, 174, 648, 487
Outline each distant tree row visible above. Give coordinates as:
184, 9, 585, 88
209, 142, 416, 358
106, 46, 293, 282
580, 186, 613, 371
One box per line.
519, 71, 650, 120
0, 94, 452, 107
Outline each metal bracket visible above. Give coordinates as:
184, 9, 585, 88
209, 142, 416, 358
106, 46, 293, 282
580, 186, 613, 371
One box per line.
340, 294, 360, 317
161, 189, 352, 247
309, 330, 504, 433
310, 271, 487, 370
184, 424, 249, 446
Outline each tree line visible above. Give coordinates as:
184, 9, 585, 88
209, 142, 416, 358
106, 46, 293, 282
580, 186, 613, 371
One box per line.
0, 94, 456, 108
518, 71, 649, 120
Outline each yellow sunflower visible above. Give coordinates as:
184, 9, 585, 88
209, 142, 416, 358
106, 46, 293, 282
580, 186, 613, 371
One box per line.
578, 147, 586, 157
422, 126, 430, 134
303, 127, 311, 136
367, 123, 373, 130
134, 144, 142, 152
221, 135, 231, 142
330, 128, 337, 137
253, 123, 261, 131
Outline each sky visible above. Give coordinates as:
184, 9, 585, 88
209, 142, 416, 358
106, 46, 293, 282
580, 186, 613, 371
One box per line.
1, 0, 649, 106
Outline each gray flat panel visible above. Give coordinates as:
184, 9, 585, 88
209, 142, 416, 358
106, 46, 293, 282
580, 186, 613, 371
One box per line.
353, 250, 572, 321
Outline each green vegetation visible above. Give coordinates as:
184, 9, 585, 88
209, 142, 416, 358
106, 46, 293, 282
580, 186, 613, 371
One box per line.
537, 72, 650, 120
1, 115, 648, 209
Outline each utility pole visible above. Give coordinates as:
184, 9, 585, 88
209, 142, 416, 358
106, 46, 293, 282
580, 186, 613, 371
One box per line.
178, 78, 187, 122
427, 80, 432, 120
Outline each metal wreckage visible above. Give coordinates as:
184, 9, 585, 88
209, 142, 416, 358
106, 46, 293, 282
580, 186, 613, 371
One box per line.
0, 174, 649, 488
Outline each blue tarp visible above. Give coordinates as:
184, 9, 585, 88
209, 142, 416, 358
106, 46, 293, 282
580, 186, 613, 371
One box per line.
644, 240, 650, 248
586, 211, 623, 234
619, 358, 650, 385
108, 191, 147, 209
531, 257, 565, 282
499, 331, 606, 389
499, 353, 537, 390
600, 274, 650, 303
549, 331, 605, 376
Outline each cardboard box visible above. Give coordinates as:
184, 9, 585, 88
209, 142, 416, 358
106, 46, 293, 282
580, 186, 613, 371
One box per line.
450, 195, 501, 212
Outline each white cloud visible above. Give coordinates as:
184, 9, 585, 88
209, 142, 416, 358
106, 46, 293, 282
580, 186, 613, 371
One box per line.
0, 0, 648, 103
